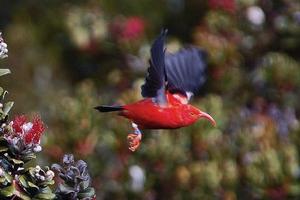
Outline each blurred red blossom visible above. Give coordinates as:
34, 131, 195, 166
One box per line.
208, 0, 236, 13
122, 17, 145, 40
111, 16, 145, 41
45, 145, 64, 160
75, 133, 98, 156
12, 115, 45, 145
266, 186, 287, 200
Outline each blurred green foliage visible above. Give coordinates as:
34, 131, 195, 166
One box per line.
1, 0, 300, 199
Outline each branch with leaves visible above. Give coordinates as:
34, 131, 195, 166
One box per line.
0, 32, 95, 200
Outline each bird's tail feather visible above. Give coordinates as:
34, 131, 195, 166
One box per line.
94, 105, 124, 112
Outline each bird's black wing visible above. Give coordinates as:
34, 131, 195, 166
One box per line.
141, 30, 167, 105
165, 47, 207, 100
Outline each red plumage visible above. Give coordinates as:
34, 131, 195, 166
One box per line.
121, 92, 215, 129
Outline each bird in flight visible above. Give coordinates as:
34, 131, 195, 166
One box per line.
95, 30, 216, 151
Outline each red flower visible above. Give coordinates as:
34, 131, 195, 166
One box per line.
111, 16, 145, 41
12, 115, 27, 133
25, 116, 45, 144
122, 17, 145, 40
12, 115, 45, 145
208, 0, 236, 13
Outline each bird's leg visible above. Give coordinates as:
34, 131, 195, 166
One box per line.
127, 122, 142, 152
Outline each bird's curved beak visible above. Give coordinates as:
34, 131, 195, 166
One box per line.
199, 111, 216, 126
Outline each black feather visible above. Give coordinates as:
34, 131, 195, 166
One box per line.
141, 30, 168, 105
94, 105, 123, 112
165, 47, 207, 97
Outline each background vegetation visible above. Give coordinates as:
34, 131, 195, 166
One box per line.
0, 0, 300, 199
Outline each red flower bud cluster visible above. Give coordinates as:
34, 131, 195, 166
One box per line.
12, 115, 45, 145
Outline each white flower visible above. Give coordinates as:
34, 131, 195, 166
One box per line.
0, 32, 8, 59
39, 176, 45, 181
33, 145, 42, 152
46, 170, 55, 180
22, 122, 33, 133
246, 6, 265, 26
129, 165, 145, 192
0, 167, 3, 176
35, 165, 41, 172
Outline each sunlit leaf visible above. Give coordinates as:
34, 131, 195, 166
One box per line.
0, 185, 15, 197
11, 158, 24, 165
18, 175, 29, 188
0, 146, 8, 152
0, 69, 10, 77
3, 101, 14, 115
28, 181, 39, 190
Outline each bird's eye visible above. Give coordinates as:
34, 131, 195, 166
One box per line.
190, 112, 195, 116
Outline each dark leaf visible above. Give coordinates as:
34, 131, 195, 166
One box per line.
77, 187, 95, 199
51, 164, 63, 173
63, 154, 74, 166
58, 184, 75, 194
33, 192, 56, 200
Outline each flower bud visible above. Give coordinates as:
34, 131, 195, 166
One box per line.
0, 32, 8, 59
46, 170, 55, 180
33, 145, 42, 152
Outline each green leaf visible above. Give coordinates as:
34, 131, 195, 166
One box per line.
14, 189, 31, 200
0, 185, 15, 197
77, 187, 95, 198
41, 179, 55, 186
1, 90, 8, 100
0, 146, 8, 152
3, 171, 12, 183
0, 157, 11, 171
0, 177, 6, 183
28, 181, 39, 190
28, 181, 39, 189
11, 158, 24, 165
0, 139, 8, 149
28, 167, 36, 177
39, 186, 53, 193
23, 153, 36, 162
3, 101, 14, 115
79, 179, 90, 190
33, 192, 56, 200
18, 175, 29, 188
0, 69, 10, 77
58, 184, 74, 194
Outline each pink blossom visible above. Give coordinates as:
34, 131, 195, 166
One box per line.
121, 17, 145, 40
111, 16, 145, 41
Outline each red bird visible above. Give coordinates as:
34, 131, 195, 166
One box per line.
95, 30, 216, 151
